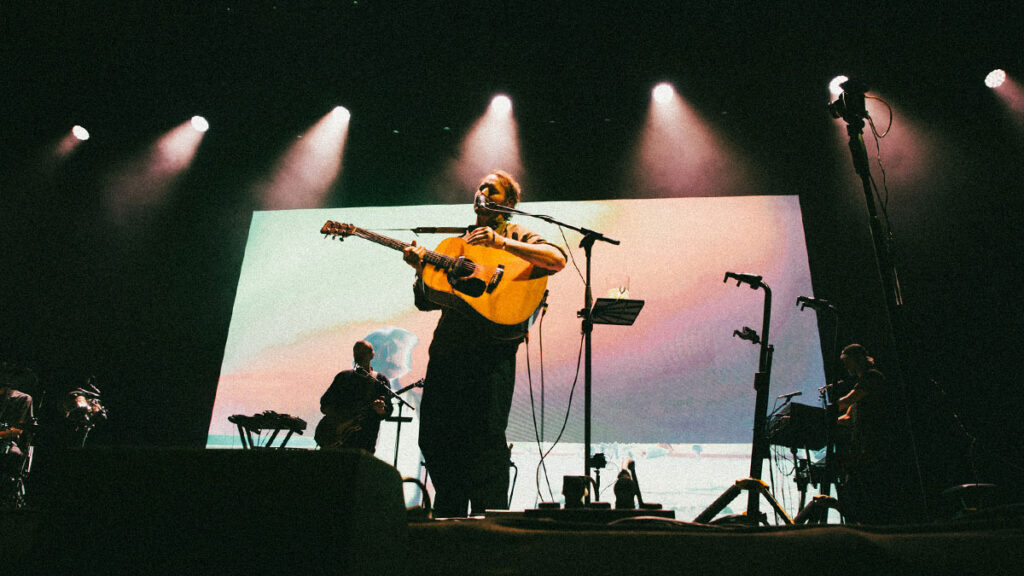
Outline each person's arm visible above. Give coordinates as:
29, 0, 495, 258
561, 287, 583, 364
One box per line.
371, 376, 394, 418
464, 226, 567, 272
402, 241, 443, 310
837, 387, 868, 413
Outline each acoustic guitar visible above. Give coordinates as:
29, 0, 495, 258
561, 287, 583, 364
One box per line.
314, 378, 424, 450
321, 221, 549, 340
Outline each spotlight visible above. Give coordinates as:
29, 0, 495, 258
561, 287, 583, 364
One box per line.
191, 115, 210, 133
331, 106, 351, 122
828, 75, 849, 96
490, 94, 512, 114
827, 78, 868, 122
985, 69, 1007, 88
72, 125, 90, 141
652, 82, 674, 104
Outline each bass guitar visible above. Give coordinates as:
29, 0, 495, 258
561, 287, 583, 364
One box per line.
314, 378, 424, 450
321, 221, 548, 340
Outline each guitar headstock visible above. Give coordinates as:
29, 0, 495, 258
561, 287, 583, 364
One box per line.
321, 220, 356, 240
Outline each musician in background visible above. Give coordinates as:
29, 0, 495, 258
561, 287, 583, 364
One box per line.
403, 170, 566, 517
318, 341, 393, 453
835, 343, 901, 524
1, 365, 35, 504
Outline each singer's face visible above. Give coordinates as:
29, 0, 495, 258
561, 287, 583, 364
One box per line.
841, 353, 859, 376
477, 175, 508, 206
474, 174, 509, 219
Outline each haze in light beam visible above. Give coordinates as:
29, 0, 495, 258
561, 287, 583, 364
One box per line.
829, 92, 944, 193
990, 75, 1024, 128
104, 120, 205, 229
629, 90, 753, 197
258, 108, 351, 210
440, 96, 523, 204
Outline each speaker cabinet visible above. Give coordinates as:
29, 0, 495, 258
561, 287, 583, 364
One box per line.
26, 447, 407, 574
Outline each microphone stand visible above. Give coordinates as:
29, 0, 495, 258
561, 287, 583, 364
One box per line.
480, 201, 619, 503
835, 85, 927, 519
385, 380, 420, 469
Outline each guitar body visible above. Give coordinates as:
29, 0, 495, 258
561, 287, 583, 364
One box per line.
314, 414, 363, 450
320, 221, 549, 340
420, 237, 549, 340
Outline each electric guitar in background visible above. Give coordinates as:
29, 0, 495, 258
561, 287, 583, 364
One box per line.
320, 221, 549, 340
314, 378, 424, 450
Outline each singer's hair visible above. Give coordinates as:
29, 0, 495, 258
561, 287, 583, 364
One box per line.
841, 343, 875, 366
488, 169, 521, 207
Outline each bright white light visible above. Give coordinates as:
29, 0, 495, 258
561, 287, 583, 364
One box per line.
331, 106, 351, 122
985, 69, 1007, 88
72, 125, 90, 141
652, 83, 675, 104
490, 94, 512, 114
829, 75, 849, 96
191, 115, 210, 133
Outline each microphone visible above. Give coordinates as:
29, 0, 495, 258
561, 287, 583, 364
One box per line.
474, 195, 492, 212
796, 296, 836, 312
732, 326, 761, 344
777, 391, 802, 400
724, 272, 763, 289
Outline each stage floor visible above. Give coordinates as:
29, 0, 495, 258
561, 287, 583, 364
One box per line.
5, 504, 1023, 575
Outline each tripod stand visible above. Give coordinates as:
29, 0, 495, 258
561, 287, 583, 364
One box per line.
695, 272, 792, 526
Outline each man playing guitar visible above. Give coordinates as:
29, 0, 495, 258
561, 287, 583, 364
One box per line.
316, 341, 394, 453
402, 170, 566, 517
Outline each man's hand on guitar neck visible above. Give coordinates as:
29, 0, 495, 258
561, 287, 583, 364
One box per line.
403, 240, 427, 274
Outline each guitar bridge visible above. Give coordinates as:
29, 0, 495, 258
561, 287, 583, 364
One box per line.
486, 265, 504, 294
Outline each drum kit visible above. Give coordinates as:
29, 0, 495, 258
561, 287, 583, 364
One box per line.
62, 378, 108, 446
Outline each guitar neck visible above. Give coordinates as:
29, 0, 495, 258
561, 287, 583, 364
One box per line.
351, 227, 457, 270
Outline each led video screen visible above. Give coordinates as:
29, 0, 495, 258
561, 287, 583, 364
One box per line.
207, 196, 825, 517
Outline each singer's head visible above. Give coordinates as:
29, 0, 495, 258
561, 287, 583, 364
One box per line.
840, 343, 874, 376
352, 340, 374, 371
475, 170, 521, 224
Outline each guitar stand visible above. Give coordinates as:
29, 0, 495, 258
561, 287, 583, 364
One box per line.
696, 273, 793, 526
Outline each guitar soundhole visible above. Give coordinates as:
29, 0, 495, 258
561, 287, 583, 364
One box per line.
448, 257, 486, 297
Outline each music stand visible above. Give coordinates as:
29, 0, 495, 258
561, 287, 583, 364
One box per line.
591, 298, 645, 326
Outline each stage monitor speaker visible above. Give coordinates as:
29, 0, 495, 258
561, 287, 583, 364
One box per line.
26, 447, 407, 574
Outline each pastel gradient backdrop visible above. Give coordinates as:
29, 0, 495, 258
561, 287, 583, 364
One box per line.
208, 197, 825, 518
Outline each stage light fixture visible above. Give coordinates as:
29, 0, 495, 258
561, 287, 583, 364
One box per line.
331, 106, 351, 122
985, 69, 1007, 88
829, 76, 849, 96
191, 115, 210, 133
490, 94, 512, 114
72, 125, 90, 141
652, 82, 674, 104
